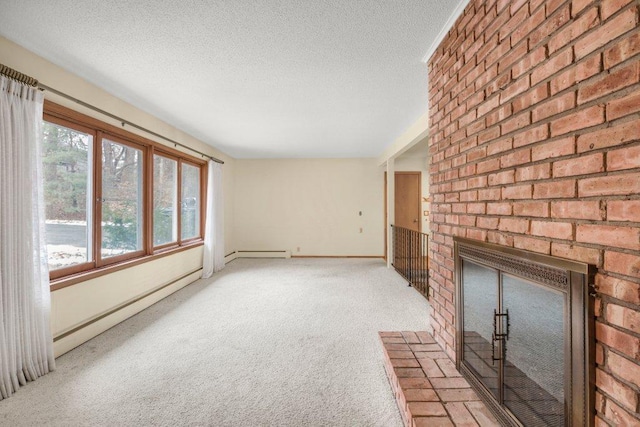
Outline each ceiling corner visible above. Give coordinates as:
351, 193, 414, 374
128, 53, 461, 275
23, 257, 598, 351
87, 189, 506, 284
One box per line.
421, 0, 473, 64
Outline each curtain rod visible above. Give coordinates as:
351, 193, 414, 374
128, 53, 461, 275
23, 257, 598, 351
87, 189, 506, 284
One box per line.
0, 62, 224, 165
0, 63, 38, 86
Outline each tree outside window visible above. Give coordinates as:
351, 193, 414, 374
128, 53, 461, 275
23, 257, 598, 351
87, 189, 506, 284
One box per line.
42, 121, 92, 271
101, 138, 144, 258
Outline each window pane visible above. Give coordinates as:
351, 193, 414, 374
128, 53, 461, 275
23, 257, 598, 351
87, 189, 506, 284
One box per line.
181, 163, 200, 240
42, 121, 93, 271
153, 155, 178, 246
101, 138, 143, 258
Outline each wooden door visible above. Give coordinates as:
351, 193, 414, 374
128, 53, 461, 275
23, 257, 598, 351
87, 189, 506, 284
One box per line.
395, 172, 421, 232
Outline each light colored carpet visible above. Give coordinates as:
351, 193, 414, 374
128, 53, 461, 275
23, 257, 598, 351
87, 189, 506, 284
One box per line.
0, 258, 430, 426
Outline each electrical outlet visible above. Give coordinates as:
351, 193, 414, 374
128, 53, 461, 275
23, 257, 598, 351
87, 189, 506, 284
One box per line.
359, 227, 363, 233
296, 247, 300, 252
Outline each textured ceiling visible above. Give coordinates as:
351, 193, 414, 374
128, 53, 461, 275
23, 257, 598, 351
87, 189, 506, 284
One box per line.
0, 0, 460, 158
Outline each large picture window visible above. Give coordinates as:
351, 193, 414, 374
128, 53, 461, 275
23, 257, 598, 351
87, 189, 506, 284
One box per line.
43, 102, 206, 283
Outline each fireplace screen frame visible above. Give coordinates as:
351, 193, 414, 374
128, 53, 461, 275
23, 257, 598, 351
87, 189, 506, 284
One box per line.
454, 237, 595, 427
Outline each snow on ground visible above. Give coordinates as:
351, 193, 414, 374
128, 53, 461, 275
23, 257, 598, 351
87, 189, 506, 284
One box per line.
47, 244, 129, 269
46, 220, 87, 226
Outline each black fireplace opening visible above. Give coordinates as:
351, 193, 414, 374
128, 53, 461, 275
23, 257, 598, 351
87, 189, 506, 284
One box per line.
454, 237, 595, 427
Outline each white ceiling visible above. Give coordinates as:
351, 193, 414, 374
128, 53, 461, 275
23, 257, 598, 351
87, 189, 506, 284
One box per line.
0, 1, 460, 159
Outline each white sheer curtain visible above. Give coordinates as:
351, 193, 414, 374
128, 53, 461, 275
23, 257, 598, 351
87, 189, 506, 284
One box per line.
0, 76, 55, 400
202, 160, 224, 278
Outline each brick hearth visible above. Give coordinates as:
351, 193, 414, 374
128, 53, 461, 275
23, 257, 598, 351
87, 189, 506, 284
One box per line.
380, 331, 499, 427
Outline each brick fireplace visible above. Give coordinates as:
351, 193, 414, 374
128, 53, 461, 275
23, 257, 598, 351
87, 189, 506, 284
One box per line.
427, 0, 640, 425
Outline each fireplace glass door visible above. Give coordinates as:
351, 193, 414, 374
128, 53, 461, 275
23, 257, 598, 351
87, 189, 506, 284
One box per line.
462, 260, 499, 399
455, 237, 593, 427
502, 274, 565, 426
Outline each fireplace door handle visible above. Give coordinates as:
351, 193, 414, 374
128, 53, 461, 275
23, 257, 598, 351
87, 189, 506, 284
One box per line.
505, 309, 510, 340
491, 309, 503, 364
493, 309, 509, 341
491, 332, 502, 363
491, 309, 510, 364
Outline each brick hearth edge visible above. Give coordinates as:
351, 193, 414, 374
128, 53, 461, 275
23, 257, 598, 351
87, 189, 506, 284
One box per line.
380, 331, 499, 427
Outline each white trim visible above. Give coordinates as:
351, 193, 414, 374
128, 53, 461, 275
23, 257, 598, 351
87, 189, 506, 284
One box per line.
421, 0, 472, 63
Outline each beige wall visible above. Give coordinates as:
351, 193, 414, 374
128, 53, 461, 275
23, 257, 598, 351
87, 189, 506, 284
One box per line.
52, 247, 203, 355
0, 36, 236, 356
234, 158, 384, 256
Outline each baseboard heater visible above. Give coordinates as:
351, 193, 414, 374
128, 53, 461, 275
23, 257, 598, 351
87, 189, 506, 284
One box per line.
234, 250, 291, 259
53, 268, 202, 343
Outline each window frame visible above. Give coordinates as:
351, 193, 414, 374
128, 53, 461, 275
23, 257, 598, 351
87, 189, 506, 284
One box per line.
43, 101, 208, 288
179, 159, 205, 244
42, 114, 97, 280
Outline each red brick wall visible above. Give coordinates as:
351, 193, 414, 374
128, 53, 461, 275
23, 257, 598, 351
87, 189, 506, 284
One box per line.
427, 0, 640, 424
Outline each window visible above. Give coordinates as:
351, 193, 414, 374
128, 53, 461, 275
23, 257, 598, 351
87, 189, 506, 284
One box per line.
153, 155, 178, 246
100, 137, 144, 261
152, 155, 204, 248
42, 121, 93, 274
43, 102, 206, 283
181, 162, 201, 240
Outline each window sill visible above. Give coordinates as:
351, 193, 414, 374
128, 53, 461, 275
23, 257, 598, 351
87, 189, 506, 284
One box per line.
49, 241, 204, 291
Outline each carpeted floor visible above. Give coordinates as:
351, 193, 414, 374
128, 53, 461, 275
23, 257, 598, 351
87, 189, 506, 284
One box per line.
0, 258, 430, 426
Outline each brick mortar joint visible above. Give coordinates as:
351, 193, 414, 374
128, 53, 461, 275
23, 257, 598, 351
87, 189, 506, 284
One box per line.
430, 56, 640, 140
429, 109, 640, 166
435, 44, 640, 119
430, 168, 640, 186
595, 381, 640, 419
597, 312, 640, 338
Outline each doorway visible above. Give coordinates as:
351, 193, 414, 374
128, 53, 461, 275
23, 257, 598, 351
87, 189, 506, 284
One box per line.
384, 171, 422, 260
394, 172, 421, 232
384, 171, 428, 296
